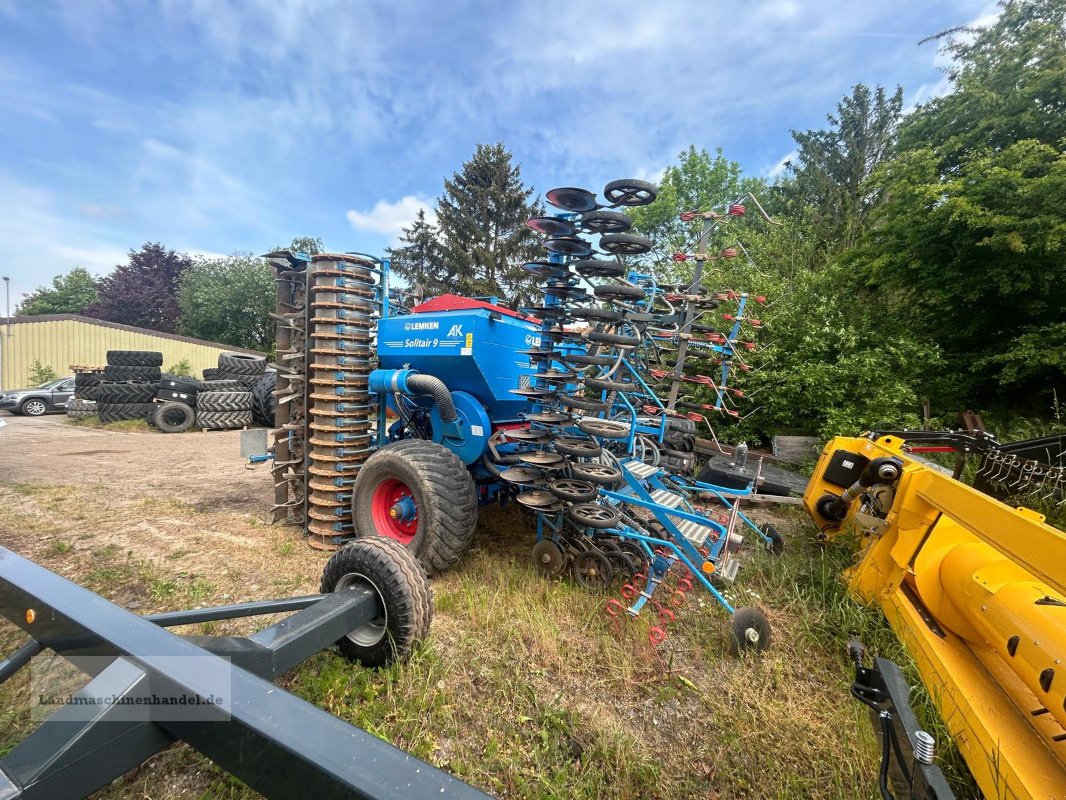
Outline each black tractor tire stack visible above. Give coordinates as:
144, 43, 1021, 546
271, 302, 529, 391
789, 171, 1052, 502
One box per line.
97, 351, 162, 423
157, 374, 199, 406
192, 352, 266, 430
250, 371, 277, 427
73, 371, 103, 401
215, 351, 268, 389
65, 397, 97, 420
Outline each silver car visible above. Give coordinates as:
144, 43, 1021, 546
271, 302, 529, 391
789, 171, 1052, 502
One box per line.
0, 377, 76, 416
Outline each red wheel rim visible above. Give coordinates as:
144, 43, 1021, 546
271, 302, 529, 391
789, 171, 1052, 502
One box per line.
649, 626, 666, 645
620, 583, 637, 600
370, 477, 418, 545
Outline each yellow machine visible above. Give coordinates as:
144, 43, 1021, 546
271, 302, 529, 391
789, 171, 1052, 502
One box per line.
805, 433, 1066, 800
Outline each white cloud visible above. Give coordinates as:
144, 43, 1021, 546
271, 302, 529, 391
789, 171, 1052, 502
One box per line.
346, 196, 436, 240
52, 244, 128, 272
765, 149, 799, 179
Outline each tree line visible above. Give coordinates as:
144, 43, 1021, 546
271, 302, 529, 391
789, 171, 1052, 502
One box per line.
18, 0, 1063, 437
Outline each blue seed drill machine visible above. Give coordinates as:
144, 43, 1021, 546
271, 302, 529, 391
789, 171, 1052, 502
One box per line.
264, 178, 781, 653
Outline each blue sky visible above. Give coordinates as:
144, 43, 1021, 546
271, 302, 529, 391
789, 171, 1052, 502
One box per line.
0, 0, 996, 305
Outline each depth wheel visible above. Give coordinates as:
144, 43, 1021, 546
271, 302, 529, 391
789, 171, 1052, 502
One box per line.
761, 524, 784, 556
319, 537, 432, 668
572, 551, 612, 592
351, 439, 477, 576
728, 606, 770, 656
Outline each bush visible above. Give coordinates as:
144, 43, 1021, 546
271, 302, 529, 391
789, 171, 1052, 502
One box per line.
27, 360, 59, 386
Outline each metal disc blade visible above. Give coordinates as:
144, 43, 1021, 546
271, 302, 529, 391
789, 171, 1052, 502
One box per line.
526, 216, 576, 236
546, 186, 598, 213
500, 466, 544, 484
519, 450, 566, 467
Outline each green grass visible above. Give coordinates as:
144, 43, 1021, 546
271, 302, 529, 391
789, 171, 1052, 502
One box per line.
65, 416, 153, 432
0, 494, 983, 799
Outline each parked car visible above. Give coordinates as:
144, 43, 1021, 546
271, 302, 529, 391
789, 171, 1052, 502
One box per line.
0, 377, 76, 416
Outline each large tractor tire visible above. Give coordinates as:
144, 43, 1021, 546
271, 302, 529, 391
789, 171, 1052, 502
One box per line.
319, 536, 432, 668
351, 439, 477, 576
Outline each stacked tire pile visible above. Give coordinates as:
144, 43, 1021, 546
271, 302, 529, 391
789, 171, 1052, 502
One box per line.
195, 351, 268, 431
97, 351, 162, 423
68, 367, 104, 419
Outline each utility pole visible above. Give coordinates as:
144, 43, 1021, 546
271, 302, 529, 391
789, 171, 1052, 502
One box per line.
0, 276, 7, 391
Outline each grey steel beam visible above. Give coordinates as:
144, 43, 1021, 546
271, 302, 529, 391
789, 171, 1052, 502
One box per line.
0, 548, 491, 800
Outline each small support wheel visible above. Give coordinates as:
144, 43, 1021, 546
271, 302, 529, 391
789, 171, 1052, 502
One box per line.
761, 524, 784, 556
728, 606, 771, 656
319, 537, 432, 668
572, 551, 613, 592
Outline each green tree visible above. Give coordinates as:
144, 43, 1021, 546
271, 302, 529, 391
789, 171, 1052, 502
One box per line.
627, 146, 764, 272
16, 267, 99, 316
386, 209, 447, 298
857, 140, 1065, 401
435, 142, 544, 306
27, 360, 58, 386
901, 0, 1066, 170
281, 236, 324, 256
178, 254, 274, 352
779, 84, 904, 246
83, 243, 190, 332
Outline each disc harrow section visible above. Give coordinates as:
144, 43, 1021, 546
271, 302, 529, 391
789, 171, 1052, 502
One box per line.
265, 250, 386, 550
499, 178, 774, 652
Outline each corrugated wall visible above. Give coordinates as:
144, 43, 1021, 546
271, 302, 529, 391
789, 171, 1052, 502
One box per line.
0, 319, 258, 389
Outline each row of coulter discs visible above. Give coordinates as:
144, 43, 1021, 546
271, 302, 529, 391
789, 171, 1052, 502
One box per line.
272, 254, 382, 549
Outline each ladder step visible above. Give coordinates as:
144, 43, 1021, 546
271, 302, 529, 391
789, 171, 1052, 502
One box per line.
649, 489, 684, 509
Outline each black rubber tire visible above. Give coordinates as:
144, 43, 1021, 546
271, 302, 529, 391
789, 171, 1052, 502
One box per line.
547, 478, 599, 503
664, 432, 695, 452
579, 209, 632, 234
97, 382, 156, 404
199, 379, 245, 392
583, 376, 637, 393
728, 607, 771, 656
554, 437, 602, 458
156, 388, 196, 406
197, 391, 253, 412
251, 372, 277, 426
153, 401, 196, 433
98, 402, 155, 423
217, 371, 261, 389
603, 178, 658, 207
217, 352, 267, 375
587, 331, 641, 347
569, 306, 623, 324
572, 258, 626, 278
104, 365, 161, 382
564, 353, 617, 368
577, 418, 631, 440
106, 350, 163, 367
594, 283, 647, 302
73, 373, 101, 401
570, 462, 623, 488
159, 374, 199, 391
320, 537, 432, 668
65, 398, 97, 420
566, 503, 622, 529
659, 449, 696, 474
196, 409, 253, 430
559, 393, 611, 412
761, 524, 785, 556
666, 418, 697, 433
201, 367, 222, 381
599, 232, 653, 255
351, 439, 478, 576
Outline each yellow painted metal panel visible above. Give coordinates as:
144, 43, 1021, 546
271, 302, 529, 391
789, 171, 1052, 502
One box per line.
0, 319, 262, 389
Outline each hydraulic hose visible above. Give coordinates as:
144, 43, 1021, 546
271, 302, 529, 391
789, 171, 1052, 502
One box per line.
405, 374, 458, 422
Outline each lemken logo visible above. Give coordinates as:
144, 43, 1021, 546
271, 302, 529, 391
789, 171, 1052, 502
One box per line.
403, 321, 440, 331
